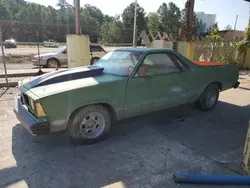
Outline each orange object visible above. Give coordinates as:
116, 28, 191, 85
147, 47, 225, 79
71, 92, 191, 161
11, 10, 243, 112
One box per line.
56, 63, 59, 70
162, 34, 167, 40
194, 61, 225, 66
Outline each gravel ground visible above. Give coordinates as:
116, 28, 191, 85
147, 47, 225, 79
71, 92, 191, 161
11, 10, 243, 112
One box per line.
0, 73, 250, 188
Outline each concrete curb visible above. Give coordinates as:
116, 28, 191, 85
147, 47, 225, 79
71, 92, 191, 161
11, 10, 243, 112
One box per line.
0, 72, 48, 78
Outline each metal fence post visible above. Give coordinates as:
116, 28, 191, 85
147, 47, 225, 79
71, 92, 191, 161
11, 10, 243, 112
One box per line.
36, 30, 43, 75
0, 26, 9, 88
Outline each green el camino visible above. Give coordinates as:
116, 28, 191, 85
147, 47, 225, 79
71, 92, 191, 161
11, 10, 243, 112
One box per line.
14, 48, 240, 144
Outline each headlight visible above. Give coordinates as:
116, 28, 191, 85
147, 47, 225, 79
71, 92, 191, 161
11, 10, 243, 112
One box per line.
29, 98, 35, 111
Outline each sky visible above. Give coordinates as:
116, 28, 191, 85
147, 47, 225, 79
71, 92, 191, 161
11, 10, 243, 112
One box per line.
27, 0, 250, 31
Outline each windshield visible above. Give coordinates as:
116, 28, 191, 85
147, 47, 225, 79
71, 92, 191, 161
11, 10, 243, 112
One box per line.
56, 46, 66, 54
95, 51, 144, 77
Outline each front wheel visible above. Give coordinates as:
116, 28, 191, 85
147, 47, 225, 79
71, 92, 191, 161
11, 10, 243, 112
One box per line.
68, 105, 111, 144
46, 58, 60, 68
195, 84, 219, 111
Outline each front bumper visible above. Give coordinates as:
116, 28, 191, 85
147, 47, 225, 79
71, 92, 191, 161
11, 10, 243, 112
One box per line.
233, 81, 240, 89
31, 59, 46, 66
5, 43, 17, 48
13, 95, 49, 135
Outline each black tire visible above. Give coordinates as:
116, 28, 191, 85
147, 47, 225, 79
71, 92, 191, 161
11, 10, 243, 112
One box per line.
195, 84, 219, 111
68, 105, 112, 144
90, 57, 100, 65
46, 58, 60, 68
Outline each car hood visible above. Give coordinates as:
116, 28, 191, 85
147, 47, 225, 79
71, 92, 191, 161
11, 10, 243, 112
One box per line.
33, 52, 58, 58
20, 66, 125, 98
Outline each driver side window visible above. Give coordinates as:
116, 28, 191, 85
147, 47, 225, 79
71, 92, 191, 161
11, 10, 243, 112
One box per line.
135, 53, 181, 77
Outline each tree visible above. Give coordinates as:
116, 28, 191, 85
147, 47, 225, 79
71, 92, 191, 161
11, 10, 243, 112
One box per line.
104, 15, 114, 22
237, 24, 250, 55
180, 8, 206, 38
157, 2, 181, 37
193, 13, 206, 35
224, 25, 232, 31
84, 4, 104, 25
207, 23, 222, 41
206, 23, 223, 61
147, 12, 161, 36
0, 1, 10, 20
122, 2, 146, 32
100, 20, 123, 44
80, 10, 100, 42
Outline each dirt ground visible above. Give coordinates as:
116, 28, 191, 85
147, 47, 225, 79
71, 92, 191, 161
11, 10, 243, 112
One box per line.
0, 72, 250, 188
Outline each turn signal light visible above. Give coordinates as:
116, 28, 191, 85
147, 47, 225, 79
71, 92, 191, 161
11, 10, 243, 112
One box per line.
35, 102, 46, 117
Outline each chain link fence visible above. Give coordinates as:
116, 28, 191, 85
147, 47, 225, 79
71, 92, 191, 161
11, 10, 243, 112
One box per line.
0, 20, 135, 90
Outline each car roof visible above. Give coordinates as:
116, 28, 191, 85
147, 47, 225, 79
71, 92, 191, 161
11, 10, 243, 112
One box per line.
114, 47, 175, 53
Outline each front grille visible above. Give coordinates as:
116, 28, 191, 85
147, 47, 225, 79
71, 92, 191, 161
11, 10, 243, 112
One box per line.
22, 93, 30, 107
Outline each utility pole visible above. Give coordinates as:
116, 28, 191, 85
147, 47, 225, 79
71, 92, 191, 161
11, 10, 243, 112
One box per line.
233, 15, 238, 41
74, 0, 81, 35
186, 0, 195, 41
132, 0, 137, 47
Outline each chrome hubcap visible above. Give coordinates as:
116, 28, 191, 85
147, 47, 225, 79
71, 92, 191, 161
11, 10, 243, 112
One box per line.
79, 112, 105, 139
205, 89, 217, 107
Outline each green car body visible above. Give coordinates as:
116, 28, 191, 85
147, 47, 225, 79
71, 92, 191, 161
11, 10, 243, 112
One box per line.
14, 48, 240, 137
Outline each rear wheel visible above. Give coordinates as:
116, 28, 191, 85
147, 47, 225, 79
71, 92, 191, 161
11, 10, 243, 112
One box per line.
46, 58, 60, 68
68, 105, 111, 144
195, 84, 219, 111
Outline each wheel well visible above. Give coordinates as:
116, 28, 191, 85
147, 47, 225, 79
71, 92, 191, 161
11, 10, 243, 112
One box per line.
47, 58, 60, 65
210, 81, 222, 91
67, 103, 117, 128
99, 103, 117, 122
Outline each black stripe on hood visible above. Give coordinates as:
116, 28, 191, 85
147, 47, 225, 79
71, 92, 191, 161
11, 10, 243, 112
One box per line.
32, 66, 104, 88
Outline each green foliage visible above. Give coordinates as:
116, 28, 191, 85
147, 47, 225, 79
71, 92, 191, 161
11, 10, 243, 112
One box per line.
206, 23, 223, 42
0, 0, 221, 44
121, 2, 146, 32
157, 2, 181, 37
180, 9, 206, 35
83, 4, 104, 25
100, 20, 123, 44
193, 13, 206, 34
0, 0, 105, 42
147, 12, 161, 36
224, 25, 232, 31
237, 24, 250, 54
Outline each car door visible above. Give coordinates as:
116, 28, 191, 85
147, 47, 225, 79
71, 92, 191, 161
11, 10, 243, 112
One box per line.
125, 52, 188, 118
